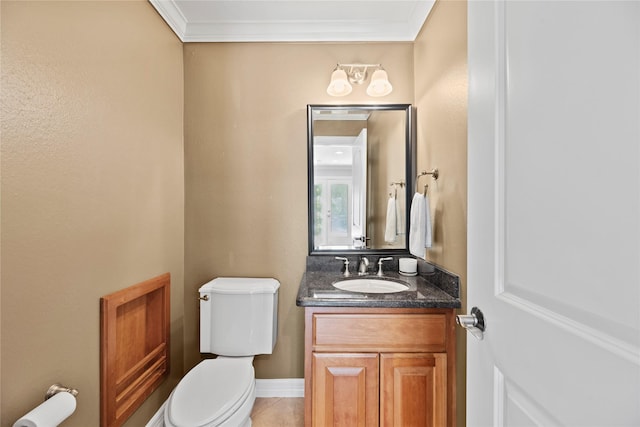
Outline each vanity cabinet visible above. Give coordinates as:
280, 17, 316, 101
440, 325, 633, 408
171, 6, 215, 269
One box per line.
304, 307, 456, 427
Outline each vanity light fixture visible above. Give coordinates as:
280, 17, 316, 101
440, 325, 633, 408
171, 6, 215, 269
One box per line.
327, 68, 352, 96
326, 63, 393, 97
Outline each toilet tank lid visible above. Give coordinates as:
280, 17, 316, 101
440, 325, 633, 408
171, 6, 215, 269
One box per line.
199, 277, 280, 294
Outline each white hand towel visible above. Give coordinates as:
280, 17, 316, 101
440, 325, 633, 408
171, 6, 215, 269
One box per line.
409, 193, 426, 257
424, 194, 432, 248
395, 194, 404, 235
384, 196, 397, 243
409, 192, 433, 258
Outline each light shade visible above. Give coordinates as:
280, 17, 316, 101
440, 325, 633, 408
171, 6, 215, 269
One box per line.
327, 69, 352, 96
366, 69, 393, 97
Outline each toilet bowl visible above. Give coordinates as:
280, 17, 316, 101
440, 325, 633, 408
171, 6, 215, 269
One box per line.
164, 357, 256, 427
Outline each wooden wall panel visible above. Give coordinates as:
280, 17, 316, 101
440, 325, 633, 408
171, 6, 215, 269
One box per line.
100, 273, 170, 427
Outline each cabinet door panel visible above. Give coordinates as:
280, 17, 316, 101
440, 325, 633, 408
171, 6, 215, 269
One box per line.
380, 353, 447, 427
312, 353, 379, 427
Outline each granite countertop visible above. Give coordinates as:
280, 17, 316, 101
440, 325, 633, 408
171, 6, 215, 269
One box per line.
296, 257, 461, 309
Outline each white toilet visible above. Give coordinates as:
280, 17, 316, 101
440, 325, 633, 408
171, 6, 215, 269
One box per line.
164, 277, 280, 427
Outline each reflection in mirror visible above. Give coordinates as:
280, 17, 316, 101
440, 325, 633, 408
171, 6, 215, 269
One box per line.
308, 104, 414, 254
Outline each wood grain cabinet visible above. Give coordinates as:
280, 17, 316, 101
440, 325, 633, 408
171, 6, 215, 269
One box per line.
312, 352, 379, 426
304, 307, 456, 427
380, 352, 447, 427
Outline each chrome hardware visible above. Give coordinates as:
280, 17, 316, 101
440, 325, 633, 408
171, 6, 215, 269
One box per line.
376, 257, 393, 276
353, 236, 370, 248
45, 384, 78, 400
358, 257, 369, 275
335, 256, 351, 277
456, 307, 486, 340
416, 169, 439, 195
199, 294, 209, 301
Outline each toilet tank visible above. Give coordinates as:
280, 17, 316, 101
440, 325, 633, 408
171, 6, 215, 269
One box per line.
199, 277, 279, 356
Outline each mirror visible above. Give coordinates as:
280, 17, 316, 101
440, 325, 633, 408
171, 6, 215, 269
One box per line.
307, 104, 415, 254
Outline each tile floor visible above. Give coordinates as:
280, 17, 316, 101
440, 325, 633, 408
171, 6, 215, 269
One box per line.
251, 398, 304, 426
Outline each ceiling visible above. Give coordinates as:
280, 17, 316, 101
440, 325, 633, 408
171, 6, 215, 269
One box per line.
149, 0, 436, 42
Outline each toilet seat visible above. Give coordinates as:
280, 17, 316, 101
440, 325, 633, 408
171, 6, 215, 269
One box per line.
165, 357, 255, 427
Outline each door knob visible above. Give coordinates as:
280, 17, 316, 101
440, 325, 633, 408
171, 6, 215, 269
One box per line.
456, 307, 486, 340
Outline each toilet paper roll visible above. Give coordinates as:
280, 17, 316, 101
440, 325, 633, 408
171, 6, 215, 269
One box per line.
399, 258, 417, 275
13, 392, 76, 427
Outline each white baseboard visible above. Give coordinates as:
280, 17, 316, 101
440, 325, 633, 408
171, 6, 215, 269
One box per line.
255, 378, 304, 398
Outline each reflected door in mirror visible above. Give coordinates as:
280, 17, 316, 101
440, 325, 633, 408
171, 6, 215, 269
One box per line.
314, 179, 351, 248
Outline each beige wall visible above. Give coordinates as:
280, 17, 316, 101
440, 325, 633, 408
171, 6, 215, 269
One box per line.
183, 42, 415, 375
0, 1, 184, 426
414, 1, 468, 425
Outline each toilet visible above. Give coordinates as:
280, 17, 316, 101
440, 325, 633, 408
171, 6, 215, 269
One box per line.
164, 277, 280, 427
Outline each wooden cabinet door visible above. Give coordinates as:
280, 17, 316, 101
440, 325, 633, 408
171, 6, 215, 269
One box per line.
380, 353, 447, 427
312, 353, 379, 427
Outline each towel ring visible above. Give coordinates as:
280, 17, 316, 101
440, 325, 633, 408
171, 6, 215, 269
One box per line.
416, 169, 438, 193
389, 180, 405, 200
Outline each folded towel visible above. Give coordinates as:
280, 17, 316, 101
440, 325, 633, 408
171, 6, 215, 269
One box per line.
384, 196, 397, 243
409, 192, 433, 258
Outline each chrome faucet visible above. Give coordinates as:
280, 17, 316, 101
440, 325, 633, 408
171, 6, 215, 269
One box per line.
376, 257, 393, 276
335, 257, 351, 277
358, 257, 369, 275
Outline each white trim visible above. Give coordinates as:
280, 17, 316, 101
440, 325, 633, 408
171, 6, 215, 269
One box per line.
255, 378, 304, 398
182, 22, 421, 43
148, 0, 188, 39
148, 0, 435, 43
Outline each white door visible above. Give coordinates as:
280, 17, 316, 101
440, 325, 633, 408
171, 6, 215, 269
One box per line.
467, 1, 640, 426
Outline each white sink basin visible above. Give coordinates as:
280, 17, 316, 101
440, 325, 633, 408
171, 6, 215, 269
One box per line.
332, 278, 409, 294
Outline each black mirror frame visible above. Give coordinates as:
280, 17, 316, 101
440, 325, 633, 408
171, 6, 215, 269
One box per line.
307, 104, 416, 255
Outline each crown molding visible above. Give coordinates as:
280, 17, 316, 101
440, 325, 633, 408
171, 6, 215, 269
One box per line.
149, 0, 435, 43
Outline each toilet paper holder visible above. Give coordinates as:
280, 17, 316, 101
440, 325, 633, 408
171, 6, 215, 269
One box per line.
45, 384, 79, 401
